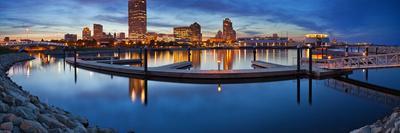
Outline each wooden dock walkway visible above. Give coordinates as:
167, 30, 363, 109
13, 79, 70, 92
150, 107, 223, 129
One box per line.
66, 57, 351, 81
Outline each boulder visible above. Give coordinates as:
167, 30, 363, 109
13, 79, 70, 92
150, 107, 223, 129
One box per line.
14, 106, 37, 120
0, 122, 13, 130
0, 101, 10, 113
38, 114, 66, 129
54, 114, 77, 128
20, 120, 48, 133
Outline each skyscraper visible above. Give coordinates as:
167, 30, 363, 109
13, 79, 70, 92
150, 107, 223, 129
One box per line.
82, 27, 91, 40
128, 0, 147, 42
223, 18, 236, 43
190, 22, 202, 44
93, 24, 103, 41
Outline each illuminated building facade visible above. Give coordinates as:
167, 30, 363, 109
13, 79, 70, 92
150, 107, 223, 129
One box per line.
173, 26, 192, 43
146, 32, 158, 43
173, 22, 202, 45
128, 0, 147, 42
190, 22, 202, 45
82, 27, 91, 40
4, 37, 10, 42
93, 24, 103, 41
305, 34, 330, 46
64, 34, 77, 42
157, 34, 175, 42
237, 35, 289, 46
223, 18, 236, 43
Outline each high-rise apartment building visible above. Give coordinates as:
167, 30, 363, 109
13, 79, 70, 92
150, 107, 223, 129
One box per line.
128, 0, 147, 42
93, 24, 103, 41
190, 22, 202, 44
222, 18, 236, 43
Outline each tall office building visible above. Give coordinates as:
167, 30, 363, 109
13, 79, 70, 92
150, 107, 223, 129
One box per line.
128, 0, 147, 42
190, 22, 202, 44
82, 27, 91, 40
222, 18, 236, 43
93, 24, 103, 41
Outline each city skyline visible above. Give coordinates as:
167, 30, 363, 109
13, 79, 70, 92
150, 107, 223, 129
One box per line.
0, 0, 400, 44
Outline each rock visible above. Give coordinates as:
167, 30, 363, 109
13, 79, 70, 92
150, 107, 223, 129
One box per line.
14, 106, 37, 120
38, 114, 66, 129
351, 126, 371, 133
29, 95, 40, 105
73, 125, 87, 133
20, 120, 48, 133
48, 128, 73, 133
87, 127, 117, 133
0, 101, 10, 112
74, 116, 89, 128
2, 95, 15, 106
54, 114, 77, 128
2, 114, 17, 123
0, 122, 13, 130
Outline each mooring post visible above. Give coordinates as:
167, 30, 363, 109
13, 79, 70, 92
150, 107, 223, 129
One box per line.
253, 46, 257, 61
144, 47, 148, 73
297, 45, 301, 72
139, 48, 143, 60
366, 47, 369, 56
376, 47, 379, 55
117, 47, 121, 59
187, 47, 191, 62
308, 46, 313, 75
345, 45, 349, 57
73, 47, 77, 66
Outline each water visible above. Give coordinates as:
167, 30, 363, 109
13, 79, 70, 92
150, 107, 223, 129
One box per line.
7, 49, 400, 133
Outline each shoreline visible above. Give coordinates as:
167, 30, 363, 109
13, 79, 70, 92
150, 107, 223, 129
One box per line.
351, 108, 400, 133
0, 53, 116, 132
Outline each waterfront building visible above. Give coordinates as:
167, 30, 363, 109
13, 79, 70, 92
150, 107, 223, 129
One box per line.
173, 26, 192, 43
173, 22, 202, 45
222, 18, 236, 43
146, 32, 158, 44
4, 37, 10, 42
128, 0, 147, 42
82, 27, 92, 40
237, 35, 289, 46
118, 32, 126, 39
190, 22, 202, 45
305, 34, 330, 46
93, 24, 103, 41
215, 30, 223, 39
157, 34, 175, 42
64, 34, 78, 42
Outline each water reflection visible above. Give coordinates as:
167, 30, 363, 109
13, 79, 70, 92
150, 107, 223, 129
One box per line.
7, 50, 400, 132
129, 78, 147, 105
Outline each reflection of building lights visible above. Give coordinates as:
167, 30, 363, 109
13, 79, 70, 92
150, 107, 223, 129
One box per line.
217, 84, 222, 92
362, 69, 366, 72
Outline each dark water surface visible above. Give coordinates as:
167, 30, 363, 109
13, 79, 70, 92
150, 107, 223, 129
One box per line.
8, 49, 400, 133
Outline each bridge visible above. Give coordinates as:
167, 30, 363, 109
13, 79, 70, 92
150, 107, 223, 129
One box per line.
3, 41, 66, 52
317, 52, 400, 70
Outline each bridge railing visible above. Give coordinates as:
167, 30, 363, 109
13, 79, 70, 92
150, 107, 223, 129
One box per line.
5, 41, 66, 47
319, 53, 400, 69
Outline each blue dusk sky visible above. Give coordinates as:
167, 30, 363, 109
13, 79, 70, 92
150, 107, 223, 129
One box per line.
0, 0, 399, 44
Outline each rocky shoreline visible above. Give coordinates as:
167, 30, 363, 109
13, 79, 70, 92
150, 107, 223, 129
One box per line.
0, 53, 116, 133
351, 108, 400, 133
